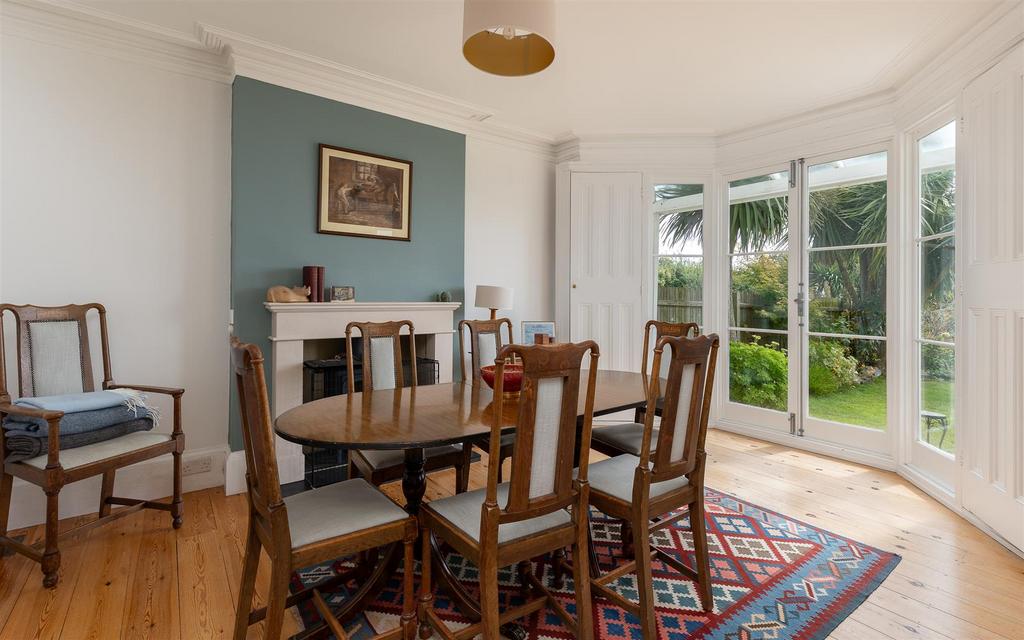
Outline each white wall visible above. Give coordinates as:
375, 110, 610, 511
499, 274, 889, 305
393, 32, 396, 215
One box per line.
464, 136, 555, 344
1, 29, 232, 528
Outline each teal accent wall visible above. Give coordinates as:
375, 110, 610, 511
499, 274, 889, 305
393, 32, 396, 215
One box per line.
231, 77, 465, 451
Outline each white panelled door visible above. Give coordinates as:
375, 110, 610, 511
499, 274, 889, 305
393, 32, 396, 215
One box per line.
959, 45, 1024, 551
569, 172, 643, 371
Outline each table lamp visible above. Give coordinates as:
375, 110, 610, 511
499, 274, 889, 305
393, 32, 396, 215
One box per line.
475, 285, 513, 320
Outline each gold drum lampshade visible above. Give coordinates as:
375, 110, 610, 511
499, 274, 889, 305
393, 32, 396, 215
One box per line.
462, 0, 555, 77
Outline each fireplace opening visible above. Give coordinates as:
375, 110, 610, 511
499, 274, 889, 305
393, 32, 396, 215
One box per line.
301, 335, 439, 488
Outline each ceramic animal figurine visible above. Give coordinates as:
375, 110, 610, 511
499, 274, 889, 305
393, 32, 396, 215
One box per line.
266, 285, 311, 303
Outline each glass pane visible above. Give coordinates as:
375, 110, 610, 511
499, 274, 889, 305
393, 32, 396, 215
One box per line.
728, 172, 789, 253
729, 331, 788, 411
808, 337, 887, 429
808, 247, 886, 336
919, 121, 956, 236
921, 238, 955, 341
730, 254, 788, 330
656, 257, 702, 325
920, 343, 955, 454
808, 151, 888, 248
657, 211, 704, 254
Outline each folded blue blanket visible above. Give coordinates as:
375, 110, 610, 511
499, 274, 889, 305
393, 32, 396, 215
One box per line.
4, 417, 154, 462
12, 390, 137, 414
3, 404, 156, 437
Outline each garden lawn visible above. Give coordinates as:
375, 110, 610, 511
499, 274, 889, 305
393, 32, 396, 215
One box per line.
809, 376, 887, 429
808, 377, 955, 454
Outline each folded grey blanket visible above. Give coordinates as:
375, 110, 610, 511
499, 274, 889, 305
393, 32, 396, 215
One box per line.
3, 417, 154, 462
3, 404, 156, 437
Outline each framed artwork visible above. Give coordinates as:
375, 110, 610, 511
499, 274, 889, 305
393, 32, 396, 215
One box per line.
329, 286, 356, 302
521, 321, 556, 344
317, 144, 412, 241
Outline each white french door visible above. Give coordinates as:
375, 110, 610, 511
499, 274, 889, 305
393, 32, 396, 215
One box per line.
958, 46, 1024, 551
722, 151, 892, 456
798, 149, 891, 454
569, 172, 644, 371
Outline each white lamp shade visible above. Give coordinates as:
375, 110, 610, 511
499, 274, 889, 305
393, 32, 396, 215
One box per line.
475, 285, 514, 311
462, 0, 555, 76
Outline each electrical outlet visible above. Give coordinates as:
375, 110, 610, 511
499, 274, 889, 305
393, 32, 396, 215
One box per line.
183, 456, 212, 476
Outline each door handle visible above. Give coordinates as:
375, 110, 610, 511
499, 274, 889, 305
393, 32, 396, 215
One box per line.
793, 284, 805, 318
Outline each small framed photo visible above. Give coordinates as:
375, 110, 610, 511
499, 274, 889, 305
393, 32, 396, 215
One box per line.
521, 321, 556, 345
318, 144, 412, 241
329, 286, 356, 302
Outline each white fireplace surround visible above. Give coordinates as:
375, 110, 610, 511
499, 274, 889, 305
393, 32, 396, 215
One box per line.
224, 301, 461, 494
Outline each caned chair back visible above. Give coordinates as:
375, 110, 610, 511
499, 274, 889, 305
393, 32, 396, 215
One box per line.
640, 320, 699, 380
487, 341, 599, 524
639, 334, 719, 482
0, 303, 112, 403
346, 321, 417, 392
230, 338, 284, 516
458, 318, 513, 382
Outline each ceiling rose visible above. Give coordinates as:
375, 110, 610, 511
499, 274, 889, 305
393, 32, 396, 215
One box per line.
462, 0, 555, 77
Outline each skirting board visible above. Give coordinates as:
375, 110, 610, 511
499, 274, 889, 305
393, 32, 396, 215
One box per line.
224, 448, 304, 495
898, 462, 1024, 560
713, 419, 898, 471
6, 444, 229, 531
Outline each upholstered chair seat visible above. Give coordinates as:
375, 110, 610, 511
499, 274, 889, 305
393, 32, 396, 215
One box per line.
591, 423, 659, 457
425, 483, 572, 544
21, 432, 172, 470
586, 453, 689, 502
355, 444, 463, 471
284, 478, 410, 548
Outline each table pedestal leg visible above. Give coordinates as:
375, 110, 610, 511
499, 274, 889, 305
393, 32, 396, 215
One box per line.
402, 448, 427, 514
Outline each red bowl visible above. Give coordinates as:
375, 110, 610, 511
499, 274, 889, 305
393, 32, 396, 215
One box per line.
479, 364, 523, 395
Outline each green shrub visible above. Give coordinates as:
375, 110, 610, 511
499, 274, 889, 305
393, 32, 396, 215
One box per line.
808, 340, 859, 396
729, 338, 788, 411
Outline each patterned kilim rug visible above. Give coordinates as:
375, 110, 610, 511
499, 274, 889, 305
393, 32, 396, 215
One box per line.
290, 488, 899, 639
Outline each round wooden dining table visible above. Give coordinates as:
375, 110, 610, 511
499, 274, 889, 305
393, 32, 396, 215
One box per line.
274, 369, 651, 637
275, 369, 650, 514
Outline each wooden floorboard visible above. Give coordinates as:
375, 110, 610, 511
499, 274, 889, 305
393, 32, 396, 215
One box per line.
1, 429, 1021, 639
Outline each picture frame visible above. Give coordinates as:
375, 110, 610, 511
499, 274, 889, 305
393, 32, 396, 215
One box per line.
329, 286, 356, 302
317, 144, 412, 241
521, 321, 556, 345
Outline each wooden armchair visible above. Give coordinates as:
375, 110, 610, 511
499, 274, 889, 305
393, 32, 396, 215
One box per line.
590, 320, 699, 458
0, 303, 184, 588
346, 321, 469, 493
587, 333, 720, 638
418, 341, 599, 639
458, 317, 516, 480
230, 338, 417, 640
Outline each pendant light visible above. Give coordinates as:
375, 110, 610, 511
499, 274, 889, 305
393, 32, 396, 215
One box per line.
462, 0, 555, 76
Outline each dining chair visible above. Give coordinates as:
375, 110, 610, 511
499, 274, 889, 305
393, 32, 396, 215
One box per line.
418, 341, 600, 640
458, 317, 516, 480
590, 320, 699, 458
346, 321, 470, 493
230, 337, 418, 640
0, 303, 184, 588
586, 333, 720, 637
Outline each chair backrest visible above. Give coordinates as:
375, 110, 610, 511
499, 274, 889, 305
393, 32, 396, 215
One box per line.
230, 338, 285, 519
639, 333, 719, 483
0, 303, 112, 403
640, 320, 699, 380
346, 321, 416, 392
458, 318, 513, 382
485, 341, 599, 528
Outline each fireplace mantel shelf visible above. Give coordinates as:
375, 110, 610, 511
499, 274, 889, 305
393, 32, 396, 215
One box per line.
264, 301, 461, 314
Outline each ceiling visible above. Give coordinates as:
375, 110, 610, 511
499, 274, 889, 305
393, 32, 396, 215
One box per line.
83, 0, 1002, 139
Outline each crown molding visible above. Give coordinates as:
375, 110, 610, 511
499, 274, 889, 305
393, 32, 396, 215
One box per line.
895, 0, 1024, 124
1, 0, 231, 84
195, 23, 558, 159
